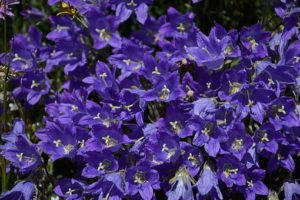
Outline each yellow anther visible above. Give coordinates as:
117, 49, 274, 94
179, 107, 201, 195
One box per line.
152, 67, 161, 75
53, 139, 62, 147
158, 85, 170, 100
231, 139, 244, 151
66, 188, 75, 196
71, 105, 78, 111
95, 28, 111, 42
30, 80, 39, 89
16, 153, 24, 162
127, 0, 137, 7
123, 59, 131, 66
206, 82, 211, 89
63, 144, 74, 154
177, 23, 185, 32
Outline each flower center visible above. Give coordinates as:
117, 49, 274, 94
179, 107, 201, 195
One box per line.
134, 171, 147, 184
162, 143, 176, 160
127, 0, 137, 7
188, 153, 199, 166
97, 159, 112, 171
16, 153, 24, 162
177, 23, 185, 32
95, 28, 111, 42
71, 105, 78, 111
231, 139, 244, 151
158, 85, 170, 100
170, 121, 182, 134
102, 135, 118, 147
66, 188, 75, 196
247, 180, 253, 187
223, 164, 238, 178
152, 67, 160, 75
63, 144, 74, 154
30, 80, 39, 89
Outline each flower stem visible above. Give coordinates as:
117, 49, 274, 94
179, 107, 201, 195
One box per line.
1, 0, 9, 192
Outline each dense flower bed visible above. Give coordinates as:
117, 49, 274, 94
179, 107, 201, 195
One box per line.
0, 0, 300, 199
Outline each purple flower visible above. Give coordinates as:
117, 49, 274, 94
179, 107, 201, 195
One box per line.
268, 97, 300, 130
0, 119, 41, 174
284, 180, 300, 200
125, 165, 159, 200
0, 181, 36, 200
83, 125, 129, 152
240, 23, 271, 58
180, 142, 203, 177
152, 103, 193, 138
146, 132, 181, 164
222, 125, 253, 160
253, 123, 280, 155
187, 24, 238, 70
108, 39, 151, 80
112, 0, 152, 24
12, 69, 50, 105
238, 168, 268, 200
197, 163, 223, 199
45, 90, 87, 124
82, 150, 119, 178
0, 0, 19, 19
86, 172, 124, 199
192, 119, 227, 157
217, 155, 246, 187
159, 7, 195, 39
141, 72, 185, 102
54, 178, 84, 200
167, 168, 195, 200
36, 121, 79, 161
87, 9, 121, 49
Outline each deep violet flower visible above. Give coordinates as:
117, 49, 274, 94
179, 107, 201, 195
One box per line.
111, 0, 152, 24
125, 165, 160, 200
1, 0, 300, 199
54, 178, 85, 200
0, 181, 36, 200
0, 119, 41, 174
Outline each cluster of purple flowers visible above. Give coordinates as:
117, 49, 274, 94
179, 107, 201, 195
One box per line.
1, 0, 300, 199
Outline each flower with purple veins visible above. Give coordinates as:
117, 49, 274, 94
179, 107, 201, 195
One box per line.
197, 163, 223, 199
0, 181, 36, 200
0, 119, 41, 174
82, 150, 119, 178
142, 72, 185, 102
268, 97, 300, 130
146, 132, 181, 164
222, 125, 253, 161
180, 142, 203, 177
253, 123, 280, 155
87, 9, 122, 49
217, 155, 246, 187
159, 7, 195, 39
54, 178, 84, 200
112, 0, 152, 24
125, 164, 160, 200
85, 124, 129, 152
240, 23, 271, 58
192, 119, 227, 157
12, 69, 50, 105
238, 168, 268, 200
167, 167, 195, 200
283, 180, 300, 200
35, 121, 78, 161
0, 135, 41, 174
